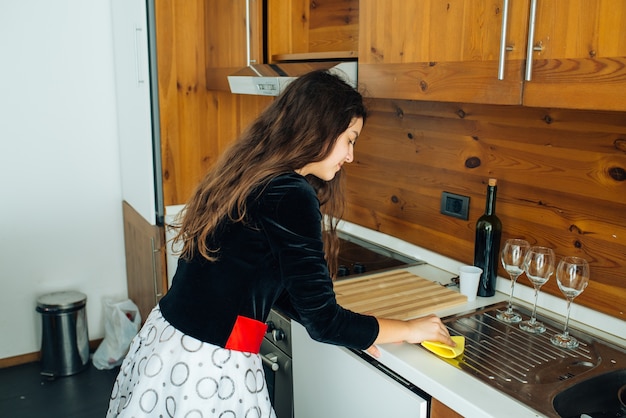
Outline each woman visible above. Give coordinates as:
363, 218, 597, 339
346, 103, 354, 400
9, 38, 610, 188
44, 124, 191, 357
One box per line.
107, 70, 453, 417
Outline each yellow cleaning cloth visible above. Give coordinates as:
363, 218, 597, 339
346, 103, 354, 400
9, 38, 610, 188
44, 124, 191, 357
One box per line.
421, 336, 465, 358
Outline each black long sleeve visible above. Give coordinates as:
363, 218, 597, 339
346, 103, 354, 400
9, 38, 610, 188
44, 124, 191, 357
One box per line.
159, 172, 379, 350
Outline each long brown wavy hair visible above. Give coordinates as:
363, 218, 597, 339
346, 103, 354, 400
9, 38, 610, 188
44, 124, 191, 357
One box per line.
173, 69, 367, 277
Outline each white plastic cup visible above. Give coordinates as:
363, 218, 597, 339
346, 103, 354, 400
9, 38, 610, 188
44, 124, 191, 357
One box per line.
459, 266, 483, 302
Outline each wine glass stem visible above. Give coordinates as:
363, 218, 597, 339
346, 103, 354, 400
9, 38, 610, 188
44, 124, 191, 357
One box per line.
506, 275, 518, 313
530, 286, 540, 324
562, 298, 572, 337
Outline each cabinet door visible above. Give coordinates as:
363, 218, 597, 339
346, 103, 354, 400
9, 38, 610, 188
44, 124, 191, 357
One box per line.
204, 0, 263, 91
358, 0, 529, 104
523, 0, 626, 111
267, 0, 359, 61
123, 201, 167, 322
291, 321, 428, 418
112, 0, 158, 225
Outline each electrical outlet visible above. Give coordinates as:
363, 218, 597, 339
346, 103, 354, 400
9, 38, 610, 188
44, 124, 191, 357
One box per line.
441, 192, 470, 220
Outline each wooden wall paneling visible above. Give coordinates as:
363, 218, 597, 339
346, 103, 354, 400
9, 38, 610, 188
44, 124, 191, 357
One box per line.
157, 0, 273, 206
207, 91, 272, 160
154, 0, 181, 207
345, 99, 626, 320
236, 94, 273, 134
156, 0, 210, 206
169, 81, 272, 205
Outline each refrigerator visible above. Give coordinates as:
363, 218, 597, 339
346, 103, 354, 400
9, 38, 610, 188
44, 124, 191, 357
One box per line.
111, 0, 164, 226
111, 0, 167, 319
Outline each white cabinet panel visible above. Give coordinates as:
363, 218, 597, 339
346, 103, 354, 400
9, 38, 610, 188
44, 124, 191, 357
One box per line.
111, 0, 157, 225
292, 321, 428, 418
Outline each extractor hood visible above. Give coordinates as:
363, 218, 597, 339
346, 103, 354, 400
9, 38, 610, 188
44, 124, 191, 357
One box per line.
227, 61, 357, 96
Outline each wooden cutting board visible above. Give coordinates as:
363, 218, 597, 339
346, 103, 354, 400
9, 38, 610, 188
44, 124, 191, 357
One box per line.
334, 269, 467, 320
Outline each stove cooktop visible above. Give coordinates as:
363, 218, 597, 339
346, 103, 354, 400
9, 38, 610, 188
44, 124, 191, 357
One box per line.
336, 231, 423, 278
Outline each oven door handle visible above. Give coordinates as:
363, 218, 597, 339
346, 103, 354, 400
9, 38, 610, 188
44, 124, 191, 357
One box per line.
261, 352, 280, 371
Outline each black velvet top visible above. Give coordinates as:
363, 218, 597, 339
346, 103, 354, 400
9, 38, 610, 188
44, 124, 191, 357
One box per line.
159, 172, 379, 351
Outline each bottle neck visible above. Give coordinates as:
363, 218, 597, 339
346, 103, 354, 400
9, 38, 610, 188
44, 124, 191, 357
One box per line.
484, 185, 497, 215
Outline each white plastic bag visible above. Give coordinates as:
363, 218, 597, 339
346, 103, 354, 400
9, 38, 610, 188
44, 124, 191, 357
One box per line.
92, 298, 141, 370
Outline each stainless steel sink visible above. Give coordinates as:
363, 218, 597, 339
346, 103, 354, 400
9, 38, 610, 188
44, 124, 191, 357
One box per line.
438, 302, 626, 417
553, 369, 626, 417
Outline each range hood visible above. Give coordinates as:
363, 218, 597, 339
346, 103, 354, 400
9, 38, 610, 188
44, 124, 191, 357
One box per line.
227, 61, 357, 96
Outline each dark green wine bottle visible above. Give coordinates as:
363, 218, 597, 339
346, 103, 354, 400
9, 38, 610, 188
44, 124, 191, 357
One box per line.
473, 178, 502, 297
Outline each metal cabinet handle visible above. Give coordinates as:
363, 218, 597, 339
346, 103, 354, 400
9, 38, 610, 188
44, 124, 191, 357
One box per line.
151, 238, 162, 302
245, 0, 252, 66
525, 0, 544, 81
261, 352, 280, 371
497, 0, 511, 80
245, 0, 262, 76
134, 26, 145, 85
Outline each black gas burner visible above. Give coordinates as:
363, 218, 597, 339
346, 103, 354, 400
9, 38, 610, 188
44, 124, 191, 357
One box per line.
337, 262, 367, 277
336, 232, 422, 278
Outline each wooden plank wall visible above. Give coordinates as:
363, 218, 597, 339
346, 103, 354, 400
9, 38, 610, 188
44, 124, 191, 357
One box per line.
155, 0, 272, 205
345, 99, 626, 320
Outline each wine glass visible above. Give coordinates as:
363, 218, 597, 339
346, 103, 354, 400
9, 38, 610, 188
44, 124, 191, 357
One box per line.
497, 239, 530, 323
519, 246, 555, 333
551, 256, 589, 349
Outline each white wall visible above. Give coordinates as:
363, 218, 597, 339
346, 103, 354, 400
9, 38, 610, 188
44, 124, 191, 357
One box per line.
0, 0, 128, 359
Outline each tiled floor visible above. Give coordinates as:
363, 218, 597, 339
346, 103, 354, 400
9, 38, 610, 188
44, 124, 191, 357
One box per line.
0, 361, 119, 418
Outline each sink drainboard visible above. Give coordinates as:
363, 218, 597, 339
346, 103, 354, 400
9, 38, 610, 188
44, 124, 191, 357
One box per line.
447, 307, 594, 384
436, 302, 626, 417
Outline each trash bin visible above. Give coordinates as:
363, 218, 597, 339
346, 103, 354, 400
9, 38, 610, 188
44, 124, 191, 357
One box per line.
36, 291, 89, 377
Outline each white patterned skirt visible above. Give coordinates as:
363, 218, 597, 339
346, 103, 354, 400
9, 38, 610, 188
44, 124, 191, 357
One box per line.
107, 307, 276, 418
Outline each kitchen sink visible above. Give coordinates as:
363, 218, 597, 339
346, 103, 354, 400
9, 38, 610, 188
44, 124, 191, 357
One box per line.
553, 369, 626, 417
438, 302, 626, 417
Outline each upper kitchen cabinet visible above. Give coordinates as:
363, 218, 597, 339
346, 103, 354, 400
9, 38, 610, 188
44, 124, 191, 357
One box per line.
267, 0, 359, 62
522, 0, 626, 111
358, 0, 530, 105
359, 0, 626, 111
205, 0, 263, 91
205, 0, 359, 91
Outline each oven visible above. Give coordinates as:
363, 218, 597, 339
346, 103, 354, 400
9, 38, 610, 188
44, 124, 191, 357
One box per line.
261, 308, 294, 418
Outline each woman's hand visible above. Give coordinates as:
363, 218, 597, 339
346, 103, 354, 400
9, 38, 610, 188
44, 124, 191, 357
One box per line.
403, 314, 454, 346
366, 314, 454, 358
365, 344, 381, 358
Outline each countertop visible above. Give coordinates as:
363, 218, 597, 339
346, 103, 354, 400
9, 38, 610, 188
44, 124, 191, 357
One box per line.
337, 221, 626, 418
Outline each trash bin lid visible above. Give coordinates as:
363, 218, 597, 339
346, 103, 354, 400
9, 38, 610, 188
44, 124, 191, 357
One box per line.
36, 291, 87, 313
